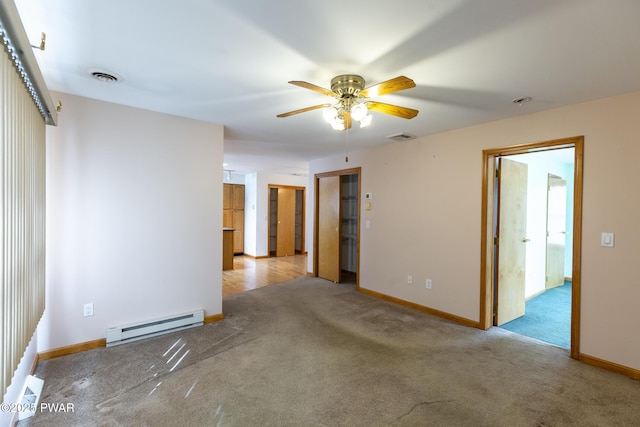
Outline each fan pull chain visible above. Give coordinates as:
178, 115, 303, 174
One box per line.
345, 127, 349, 162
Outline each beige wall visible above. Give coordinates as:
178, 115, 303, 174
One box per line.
41, 92, 224, 351
308, 91, 640, 371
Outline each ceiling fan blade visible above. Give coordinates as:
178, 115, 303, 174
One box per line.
366, 101, 419, 119
288, 81, 336, 97
361, 76, 416, 98
343, 111, 352, 130
277, 104, 331, 118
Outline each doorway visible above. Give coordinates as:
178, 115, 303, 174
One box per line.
314, 167, 361, 286
268, 185, 305, 257
480, 137, 583, 360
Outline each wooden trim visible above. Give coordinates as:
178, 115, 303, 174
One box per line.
267, 184, 306, 190
314, 167, 362, 179
479, 154, 495, 330
30, 353, 40, 374
481, 137, 580, 157
579, 353, 640, 380
359, 287, 480, 329
38, 338, 106, 361
570, 137, 584, 360
204, 313, 225, 324
480, 136, 584, 359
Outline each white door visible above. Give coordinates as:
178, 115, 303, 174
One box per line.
545, 175, 567, 289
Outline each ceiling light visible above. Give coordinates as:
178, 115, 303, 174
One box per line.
331, 117, 345, 131
351, 103, 368, 122
359, 114, 372, 128
321, 100, 373, 130
323, 106, 338, 123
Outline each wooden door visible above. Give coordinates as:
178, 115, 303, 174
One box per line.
317, 175, 340, 282
223, 184, 245, 254
546, 175, 567, 289
495, 158, 528, 326
276, 187, 296, 256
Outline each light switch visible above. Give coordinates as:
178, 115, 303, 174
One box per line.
601, 232, 614, 247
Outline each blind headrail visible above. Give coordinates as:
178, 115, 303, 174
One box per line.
0, 0, 57, 126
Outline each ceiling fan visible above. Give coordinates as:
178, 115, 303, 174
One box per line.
277, 74, 419, 130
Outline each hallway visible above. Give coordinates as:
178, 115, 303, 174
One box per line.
222, 254, 307, 296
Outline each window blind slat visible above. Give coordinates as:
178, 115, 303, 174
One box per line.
0, 35, 46, 397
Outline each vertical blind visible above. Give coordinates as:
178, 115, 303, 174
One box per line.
0, 20, 47, 397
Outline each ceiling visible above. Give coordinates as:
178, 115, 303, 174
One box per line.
14, 0, 640, 176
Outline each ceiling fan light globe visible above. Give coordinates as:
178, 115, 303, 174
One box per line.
323, 106, 338, 123
359, 114, 372, 128
351, 103, 368, 121
331, 117, 345, 131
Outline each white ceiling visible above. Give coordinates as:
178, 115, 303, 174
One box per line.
14, 0, 640, 175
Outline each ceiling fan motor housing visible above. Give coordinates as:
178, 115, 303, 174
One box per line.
331, 74, 365, 98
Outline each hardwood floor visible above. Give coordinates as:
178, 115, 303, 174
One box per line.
222, 254, 308, 296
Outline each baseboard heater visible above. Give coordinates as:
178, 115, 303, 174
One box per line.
106, 310, 204, 347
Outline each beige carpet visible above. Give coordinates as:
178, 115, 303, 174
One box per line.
20, 277, 640, 426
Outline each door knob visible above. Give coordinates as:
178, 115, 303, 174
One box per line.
521, 238, 531, 242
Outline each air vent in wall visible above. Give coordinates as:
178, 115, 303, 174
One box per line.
386, 133, 416, 142
88, 68, 124, 83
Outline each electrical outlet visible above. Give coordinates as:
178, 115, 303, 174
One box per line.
426, 279, 432, 289
83, 303, 94, 317
407, 275, 413, 284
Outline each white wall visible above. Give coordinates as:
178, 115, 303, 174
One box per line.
41, 92, 224, 351
243, 173, 258, 257
308, 91, 640, 372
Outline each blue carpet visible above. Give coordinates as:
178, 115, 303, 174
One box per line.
500, 282, 571, 348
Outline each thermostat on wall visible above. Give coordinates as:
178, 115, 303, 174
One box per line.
364, 192, 372, 200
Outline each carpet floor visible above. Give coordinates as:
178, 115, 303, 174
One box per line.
500, 282, 571, 348
19, 277, 640, 426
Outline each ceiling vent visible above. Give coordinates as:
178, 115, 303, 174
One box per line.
386, 132, 416, 142
512, 96, 532, 106
88, 68, 124, 83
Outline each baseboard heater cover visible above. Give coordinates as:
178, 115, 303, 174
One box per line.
106, 310, 204, 347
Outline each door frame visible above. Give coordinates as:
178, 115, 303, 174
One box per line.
313, 167, 361, 287
267, 184, 306, 257
479, 136, 583, 360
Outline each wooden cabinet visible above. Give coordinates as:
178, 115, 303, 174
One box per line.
223, 228, 234, 270
223, 184, 244, 254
